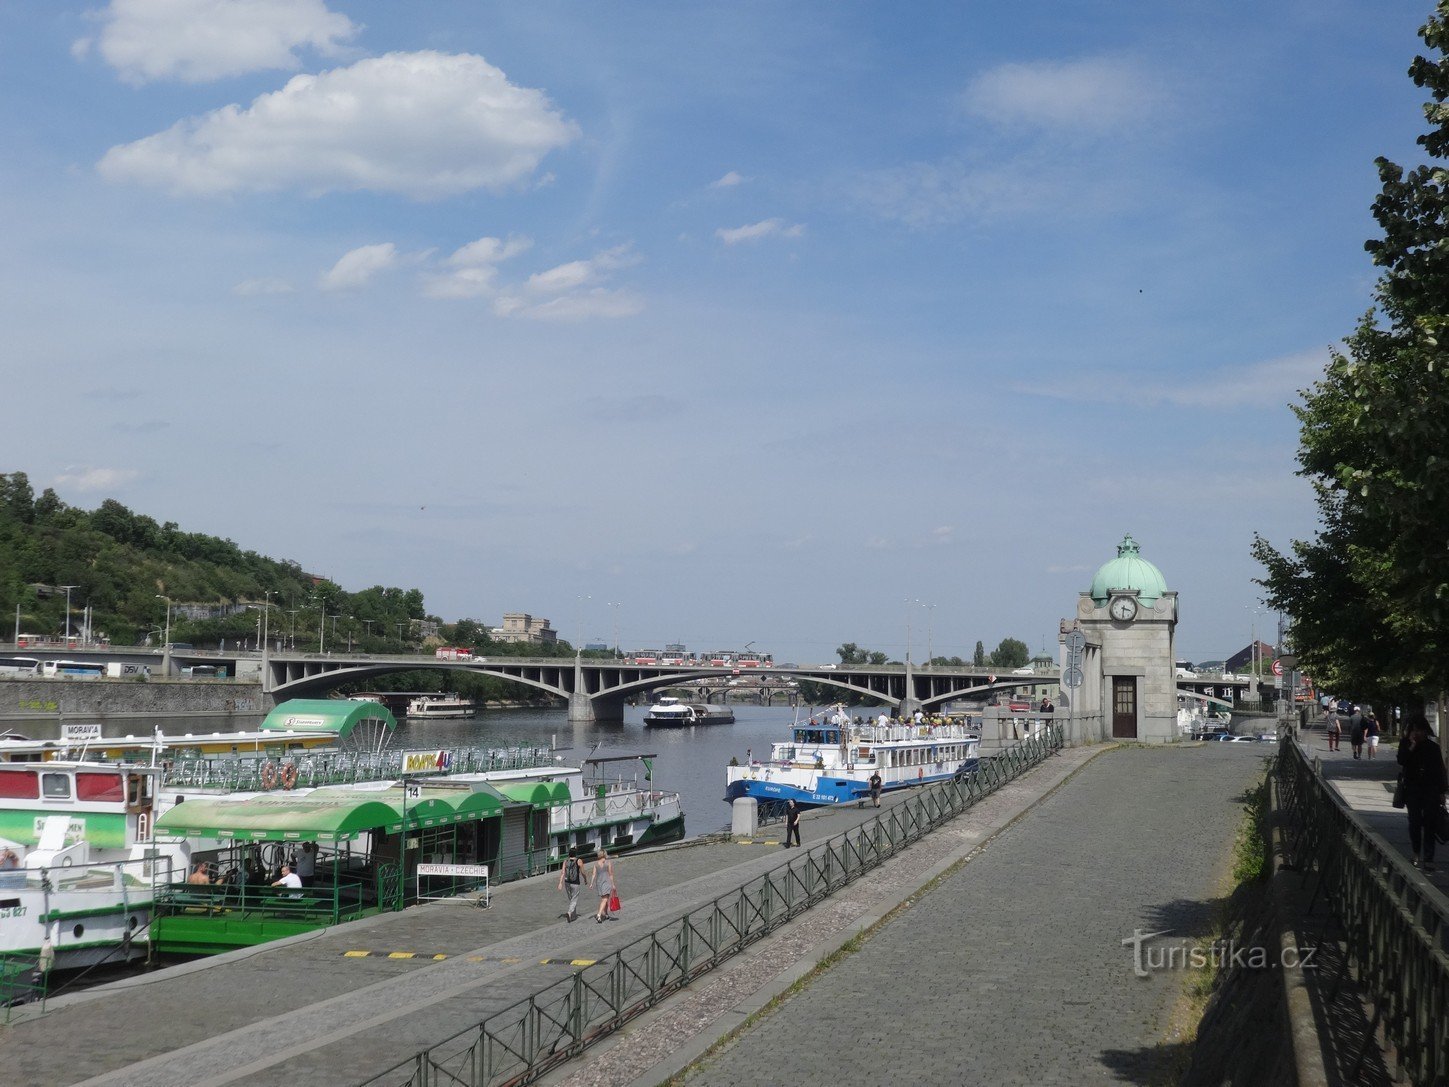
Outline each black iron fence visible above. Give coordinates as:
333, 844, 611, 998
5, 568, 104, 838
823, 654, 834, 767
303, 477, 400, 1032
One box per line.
1276, 737, 1449, 1085
359, 725, 1064, 1087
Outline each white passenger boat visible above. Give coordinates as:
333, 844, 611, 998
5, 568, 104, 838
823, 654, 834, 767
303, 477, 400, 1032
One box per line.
0, 760, 188, 970
643, 696, 735, 727
724, 709, 980, 806
406, 695, 477, 719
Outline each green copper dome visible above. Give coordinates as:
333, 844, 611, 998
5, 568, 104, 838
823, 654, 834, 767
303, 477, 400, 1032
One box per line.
1089, 534, 1168, 605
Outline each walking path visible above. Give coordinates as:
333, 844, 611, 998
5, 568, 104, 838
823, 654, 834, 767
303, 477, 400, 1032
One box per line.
0, 742, 1089, 1087
1297, 726, 1449, 895
638, 744, 1270, 1087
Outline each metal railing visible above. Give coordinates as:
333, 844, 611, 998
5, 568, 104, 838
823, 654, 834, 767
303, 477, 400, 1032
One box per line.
1276, 737, 1449, 1085
0, 952, 45, 1021
157, 745, 557, 793
359, 724, 1063, 1087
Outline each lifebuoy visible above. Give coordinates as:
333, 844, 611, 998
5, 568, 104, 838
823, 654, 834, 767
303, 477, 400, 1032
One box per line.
260, 761, 278, 789
279, 763, 298, 790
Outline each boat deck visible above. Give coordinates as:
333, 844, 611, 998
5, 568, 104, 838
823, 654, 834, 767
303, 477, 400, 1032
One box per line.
0, 752, 1086, 1087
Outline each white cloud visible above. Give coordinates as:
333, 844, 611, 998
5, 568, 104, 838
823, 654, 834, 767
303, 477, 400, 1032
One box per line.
97, 51, 580, 198
962, 57, 1161, 133
53, 467, 138, 492
710, 170, 746, 188
422, 235, 532, 298
1019, 348, 1328, 410
232, 276, 294, 296
494, 288, 644, 321
715, 218, 806, 245
80, 0, 359, 85
319, 243, 397, 291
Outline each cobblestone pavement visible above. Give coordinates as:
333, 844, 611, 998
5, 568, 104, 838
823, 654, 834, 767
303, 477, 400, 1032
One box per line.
0, 769, 1028, 1087
676, 744, 1269, 1087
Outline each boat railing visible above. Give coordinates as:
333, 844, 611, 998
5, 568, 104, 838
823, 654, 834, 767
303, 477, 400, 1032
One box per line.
160, 745, 557, 793
551, 787, 681, 830
12, 852, 179, 894
153, 867, 374, 926
0, 952, 45, 1021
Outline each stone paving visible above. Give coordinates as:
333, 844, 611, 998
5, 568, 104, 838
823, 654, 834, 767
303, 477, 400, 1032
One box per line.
0, 761, 1059, 1087
671, 744, 1270, 1087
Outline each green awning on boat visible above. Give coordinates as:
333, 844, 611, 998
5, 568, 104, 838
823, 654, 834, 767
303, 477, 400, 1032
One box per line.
153, 793, 406, 843
153, 784, 506, 842
259, 698, 397, 739
494, 781, 571, 807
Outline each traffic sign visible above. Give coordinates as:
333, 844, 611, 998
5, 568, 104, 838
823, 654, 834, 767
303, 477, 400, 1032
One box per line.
1063, 665, 1084, 689
1065, 630, 1086, 652
1271, 659, 1283, 677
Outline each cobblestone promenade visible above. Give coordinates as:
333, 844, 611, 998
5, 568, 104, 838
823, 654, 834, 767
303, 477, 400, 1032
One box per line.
673, 745, 1268, 1087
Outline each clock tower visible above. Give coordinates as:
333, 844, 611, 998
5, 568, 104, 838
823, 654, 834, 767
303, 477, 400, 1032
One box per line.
1068, 534, 1180, 743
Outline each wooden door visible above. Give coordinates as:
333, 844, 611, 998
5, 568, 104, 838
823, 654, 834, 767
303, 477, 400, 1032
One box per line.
1112, 677, 1138, 738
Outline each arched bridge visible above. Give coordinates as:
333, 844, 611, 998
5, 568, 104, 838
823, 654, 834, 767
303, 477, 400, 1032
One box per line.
255, 653, 1086, 724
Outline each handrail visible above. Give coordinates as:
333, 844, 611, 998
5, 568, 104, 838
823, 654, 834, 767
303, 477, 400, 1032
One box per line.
357, 725, 1064, 1087
1275, 737, 1449, 1085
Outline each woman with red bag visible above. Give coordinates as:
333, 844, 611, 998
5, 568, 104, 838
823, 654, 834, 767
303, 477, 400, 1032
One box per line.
593, 848, 618, 923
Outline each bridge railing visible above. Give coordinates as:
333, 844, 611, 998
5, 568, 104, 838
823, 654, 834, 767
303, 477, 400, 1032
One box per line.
1276, 737, 1449, 1085
358, 723, 1064, 1087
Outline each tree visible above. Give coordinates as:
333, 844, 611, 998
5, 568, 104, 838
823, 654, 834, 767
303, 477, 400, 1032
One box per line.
973, 640, 985, 666
990, 638, 1029, 669
1255, 4, 1449, 704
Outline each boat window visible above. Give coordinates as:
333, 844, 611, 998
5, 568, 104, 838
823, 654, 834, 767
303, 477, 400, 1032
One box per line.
76, 772, 125, 802
0, 770, 39, 799
42, 773, 71, 799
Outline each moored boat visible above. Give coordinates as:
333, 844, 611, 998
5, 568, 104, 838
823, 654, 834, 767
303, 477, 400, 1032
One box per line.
405, 695, 476, 719
643, 696, 735, 728
724, 708, 980, 806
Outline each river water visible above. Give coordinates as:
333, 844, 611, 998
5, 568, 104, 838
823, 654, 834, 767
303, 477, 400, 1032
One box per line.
24, 704, 804, 838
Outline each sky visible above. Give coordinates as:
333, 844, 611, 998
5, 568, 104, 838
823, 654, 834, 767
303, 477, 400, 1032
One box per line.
0, 0, 1438, 665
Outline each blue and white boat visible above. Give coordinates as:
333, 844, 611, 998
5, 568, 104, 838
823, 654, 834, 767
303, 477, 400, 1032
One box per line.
724, 709, 980, 807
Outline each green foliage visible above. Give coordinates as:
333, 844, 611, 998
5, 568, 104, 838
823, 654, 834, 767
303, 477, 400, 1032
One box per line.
1231, 777, 1270, 885
0, 475, 425, 653
973, 640, 985, 666
990, 638, 1029, 669
1255, 5, 1449, 705
835, 642, 889, 666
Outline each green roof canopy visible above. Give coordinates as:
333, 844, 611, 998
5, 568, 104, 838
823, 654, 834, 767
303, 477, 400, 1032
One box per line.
260, 699, 397, 738
154, 784, 505, 842
495, 781, 571, 807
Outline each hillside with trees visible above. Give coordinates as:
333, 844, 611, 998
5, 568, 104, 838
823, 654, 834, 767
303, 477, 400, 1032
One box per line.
0, 471, 575, 703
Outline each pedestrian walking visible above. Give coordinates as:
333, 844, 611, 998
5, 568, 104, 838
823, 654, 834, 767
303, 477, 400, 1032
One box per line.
784, 799, 802, 847
557, 851, 588, 922
592, 849, 616, 923
868, 769, 883, 808
1397, 716, 1448, 872
1349, 706, 1367, 759
1327, 715, 1341, 752
1365, 710, 1382, 759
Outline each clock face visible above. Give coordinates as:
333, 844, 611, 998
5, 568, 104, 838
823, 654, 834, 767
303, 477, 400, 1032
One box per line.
1110, 596, 1137, 621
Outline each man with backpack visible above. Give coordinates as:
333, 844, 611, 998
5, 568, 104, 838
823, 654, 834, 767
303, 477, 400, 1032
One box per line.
557, 851, 589, 922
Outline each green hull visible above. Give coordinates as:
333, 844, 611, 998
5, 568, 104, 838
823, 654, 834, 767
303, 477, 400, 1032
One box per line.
152, 907, 380, 955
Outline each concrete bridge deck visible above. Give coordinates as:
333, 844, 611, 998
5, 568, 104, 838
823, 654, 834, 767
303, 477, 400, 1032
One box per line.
1, 744, 1274, 1086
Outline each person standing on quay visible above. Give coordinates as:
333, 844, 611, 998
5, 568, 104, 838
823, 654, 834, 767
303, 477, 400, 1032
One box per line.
592, 849, 616, 923
1349, 706, 1367, 759
558, 851, 587, 923
784, 799, 802, 847
1397, 716, 1448, 872
1364, 709, 1382, 759
1326, 714, 1341, 752
868, 769, 883, 808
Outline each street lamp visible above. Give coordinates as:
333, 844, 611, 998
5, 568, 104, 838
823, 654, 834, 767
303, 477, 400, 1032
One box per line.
58, 585, 79, 643
607, 602, 622, 658
156, 595, 172, 675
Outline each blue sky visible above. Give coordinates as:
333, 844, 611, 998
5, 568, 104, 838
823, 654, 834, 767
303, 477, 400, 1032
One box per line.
0, 0, 1435, 664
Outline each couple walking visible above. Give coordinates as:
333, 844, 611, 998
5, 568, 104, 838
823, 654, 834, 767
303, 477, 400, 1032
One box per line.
557, 848, 620, 924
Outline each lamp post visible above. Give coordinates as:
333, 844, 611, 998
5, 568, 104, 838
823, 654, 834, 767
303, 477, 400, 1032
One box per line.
346, 616, 354, 653
288, 608, 299, 650
58, 585, 79, 644
607, 602, 621, 658
155, 594, 172, 674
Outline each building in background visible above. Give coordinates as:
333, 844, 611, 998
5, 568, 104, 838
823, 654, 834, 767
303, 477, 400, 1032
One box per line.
492, 613, 558, 646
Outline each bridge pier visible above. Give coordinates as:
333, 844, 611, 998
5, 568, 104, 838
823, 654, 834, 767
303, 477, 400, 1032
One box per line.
568, 691, 627, 725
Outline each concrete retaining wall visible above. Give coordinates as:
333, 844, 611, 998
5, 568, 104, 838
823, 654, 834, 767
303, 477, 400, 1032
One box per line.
1, 677, 265, 721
